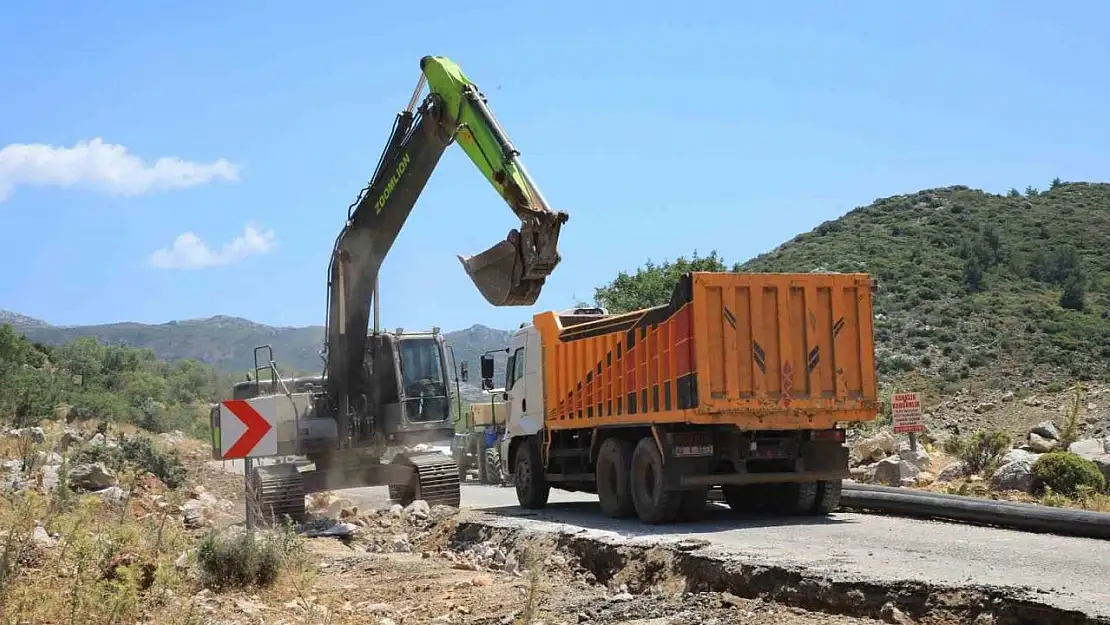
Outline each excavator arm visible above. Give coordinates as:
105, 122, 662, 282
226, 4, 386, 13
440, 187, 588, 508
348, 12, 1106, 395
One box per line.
323, 55, 568, 421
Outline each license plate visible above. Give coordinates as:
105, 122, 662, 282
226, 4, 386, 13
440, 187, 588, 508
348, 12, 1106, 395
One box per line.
673, 444, 714, 457
750, 442, 787, 459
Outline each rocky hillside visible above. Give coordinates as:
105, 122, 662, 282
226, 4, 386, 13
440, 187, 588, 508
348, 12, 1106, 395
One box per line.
741, 181, 1110, 395
1, 313, 512, 400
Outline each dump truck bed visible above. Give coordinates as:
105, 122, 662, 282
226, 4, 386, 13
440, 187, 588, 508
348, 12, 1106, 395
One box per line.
533, 272, 878, 431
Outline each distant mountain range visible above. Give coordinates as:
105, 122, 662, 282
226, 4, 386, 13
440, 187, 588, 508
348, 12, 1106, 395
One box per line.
0, 311, 512, 402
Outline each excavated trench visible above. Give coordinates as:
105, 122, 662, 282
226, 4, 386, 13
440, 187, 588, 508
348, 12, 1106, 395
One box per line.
449, 519, 1110, 625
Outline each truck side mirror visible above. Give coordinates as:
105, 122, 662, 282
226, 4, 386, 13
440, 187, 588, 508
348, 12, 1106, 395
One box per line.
480, 354, 495, 381
460, 361, 469, 382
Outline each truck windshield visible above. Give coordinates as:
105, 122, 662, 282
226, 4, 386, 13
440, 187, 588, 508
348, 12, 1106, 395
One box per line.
398, 338, 447, 398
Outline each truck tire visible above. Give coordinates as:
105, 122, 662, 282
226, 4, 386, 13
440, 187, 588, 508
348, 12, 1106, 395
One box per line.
630, 437, 681, 524
812, 479, 843, 515
678, 488, 709, 521
721, 485, 753, 512
484, 447, 503, 485
477, 443, 489, 484
514, 438, 550, 509
767, 482, 818, 515
596, 438, 635, 518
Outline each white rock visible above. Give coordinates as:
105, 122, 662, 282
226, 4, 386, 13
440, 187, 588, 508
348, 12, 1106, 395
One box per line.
69, 463, 117, 491
31, 525, 56, 547
95, 486, 128, 504
1002, 448, 1039, 465
8, 427, 45, 444
873, 456, 920, 486
937, 462, 968, 482
1027, 432, 1058, 453
899, 448, 932, 472
403, 499, 431, 520
850, 431, 897, 465
1069, 438, 1110, 460
990, 459, 1035, 493
1030, 421, 1059, 441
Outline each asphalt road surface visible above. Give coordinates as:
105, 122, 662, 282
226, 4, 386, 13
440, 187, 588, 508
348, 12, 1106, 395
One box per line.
214, 458, 1110, 618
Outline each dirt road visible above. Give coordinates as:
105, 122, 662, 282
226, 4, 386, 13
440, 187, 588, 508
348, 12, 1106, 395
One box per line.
213, 458, 1110, 621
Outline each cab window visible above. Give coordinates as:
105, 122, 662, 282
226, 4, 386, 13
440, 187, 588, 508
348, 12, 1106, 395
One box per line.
506, 347, 525, 390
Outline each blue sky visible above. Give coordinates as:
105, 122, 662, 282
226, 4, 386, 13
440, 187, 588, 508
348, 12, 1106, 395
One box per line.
1, 1, 1107, 333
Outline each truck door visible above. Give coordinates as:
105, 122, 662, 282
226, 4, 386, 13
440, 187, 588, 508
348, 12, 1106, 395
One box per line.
505, 328, 543, 437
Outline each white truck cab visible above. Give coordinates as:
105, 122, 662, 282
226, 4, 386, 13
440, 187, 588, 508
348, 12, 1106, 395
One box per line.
481, 307, 611, 479
497, 323, 544, 476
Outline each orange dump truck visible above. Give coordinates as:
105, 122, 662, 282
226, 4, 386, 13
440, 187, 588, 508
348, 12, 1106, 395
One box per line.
478, 271, 879, 524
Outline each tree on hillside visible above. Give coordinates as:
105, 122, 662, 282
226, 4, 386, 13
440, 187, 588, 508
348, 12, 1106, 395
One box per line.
1060, 273, 1087, 311
0, 323, 226, 434
592, 250, 740, 314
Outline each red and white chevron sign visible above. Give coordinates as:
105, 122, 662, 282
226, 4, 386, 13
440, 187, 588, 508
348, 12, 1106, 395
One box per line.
218, 399, 277, 459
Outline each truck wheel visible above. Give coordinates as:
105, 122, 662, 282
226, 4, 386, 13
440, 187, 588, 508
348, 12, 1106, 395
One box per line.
767, 482, 818, 515
812, 479, 843, 515
477, 446, 489, 484
721, 485, 746, 512
596, 438, 635, 518
630, 437, 681, 524
677, 488, 709, 521
514, 439, 550, 509
485, 447, 502, 485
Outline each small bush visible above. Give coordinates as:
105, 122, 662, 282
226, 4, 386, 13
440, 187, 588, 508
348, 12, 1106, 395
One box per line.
196, 526, 303, 591
73, 435, 188, 489
1031, 452, 1106, 497
942, 430, 1010, 475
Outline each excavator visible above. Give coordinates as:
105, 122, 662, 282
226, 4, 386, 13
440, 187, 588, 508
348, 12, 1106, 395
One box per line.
210, 55, 568, 522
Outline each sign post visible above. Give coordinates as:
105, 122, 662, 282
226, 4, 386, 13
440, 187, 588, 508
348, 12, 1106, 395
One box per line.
217, 399, 278, 530
891, 391, 925, 451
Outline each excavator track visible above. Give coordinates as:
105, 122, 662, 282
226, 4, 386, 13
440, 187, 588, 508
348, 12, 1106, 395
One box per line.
249, 463, 307, 525
388, 452, 461, 508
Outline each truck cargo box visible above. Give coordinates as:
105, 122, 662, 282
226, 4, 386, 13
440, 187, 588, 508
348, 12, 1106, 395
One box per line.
469, 400, 508, 426
533, 272, 878, 431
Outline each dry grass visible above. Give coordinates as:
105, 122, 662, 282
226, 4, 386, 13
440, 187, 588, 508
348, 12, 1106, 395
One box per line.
925, 477, 1110, 513
0, 420, 309, 625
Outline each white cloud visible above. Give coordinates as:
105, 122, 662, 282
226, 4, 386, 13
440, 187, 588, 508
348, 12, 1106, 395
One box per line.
0, 137, 239, 202
149, 223, 276, 269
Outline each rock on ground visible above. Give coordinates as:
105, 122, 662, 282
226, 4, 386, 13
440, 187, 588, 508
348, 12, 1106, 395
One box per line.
1026, 432, 1058, 453
872, 456, 921, 487
70, 463, 117, 491
7, 428, 45, 444
850, 431, 897, 466
937, 461, 968, 482
1031, 421, 1060, 441
990, 458, 1035, 493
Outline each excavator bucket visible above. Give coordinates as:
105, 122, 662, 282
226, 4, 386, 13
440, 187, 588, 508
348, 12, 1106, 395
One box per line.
460, 211, 568, 307
459, 233, 541, 307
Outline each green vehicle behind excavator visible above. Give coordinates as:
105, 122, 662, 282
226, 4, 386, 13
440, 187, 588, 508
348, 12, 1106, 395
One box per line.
209, 55, 569, 523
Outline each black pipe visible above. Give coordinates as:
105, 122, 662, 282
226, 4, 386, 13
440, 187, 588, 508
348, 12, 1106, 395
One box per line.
840, 483, 1110, 540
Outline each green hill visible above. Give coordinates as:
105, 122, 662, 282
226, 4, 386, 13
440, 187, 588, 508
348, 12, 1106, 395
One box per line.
739, 181, 1110, 394
1, 313, 513, 399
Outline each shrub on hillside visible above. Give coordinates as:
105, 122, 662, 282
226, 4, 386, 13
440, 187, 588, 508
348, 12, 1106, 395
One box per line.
196, 526, 303, 591
942, 430, 1010, 475
1031, 452, 1106, 497
73, 435, 187, 489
